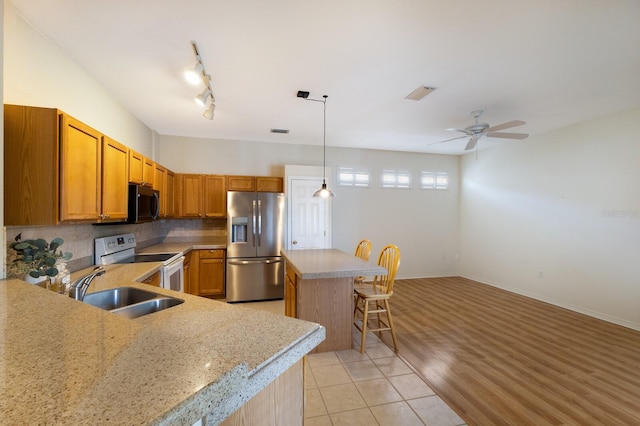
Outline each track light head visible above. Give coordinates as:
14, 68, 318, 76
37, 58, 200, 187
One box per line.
203, 103, 215, 120
185, 61, 204, 85
194, 88, 212, 107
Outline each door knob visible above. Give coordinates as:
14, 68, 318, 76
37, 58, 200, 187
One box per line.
292, 240, 298, 245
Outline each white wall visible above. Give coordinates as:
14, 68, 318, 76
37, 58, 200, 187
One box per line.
2, 2, 152, 155
459, 108, 640, 330
157, 134, 461, 278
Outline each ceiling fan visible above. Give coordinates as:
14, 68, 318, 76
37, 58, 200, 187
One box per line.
432, 110, 528, 151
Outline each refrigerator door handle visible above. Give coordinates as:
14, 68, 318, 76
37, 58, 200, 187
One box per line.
228, 257, 283, 266
252, 200, 257, 247
257, 199, 262, 247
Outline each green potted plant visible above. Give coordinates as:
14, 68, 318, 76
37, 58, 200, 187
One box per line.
7, 237, 73, 282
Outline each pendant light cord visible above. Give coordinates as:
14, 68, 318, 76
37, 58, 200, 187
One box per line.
299, 92, 334, 197
322, 95, 327, 183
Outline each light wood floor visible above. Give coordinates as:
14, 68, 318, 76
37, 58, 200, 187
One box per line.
378, 277, 640, 425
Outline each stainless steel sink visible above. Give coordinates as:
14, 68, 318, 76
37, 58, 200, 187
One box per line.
110, 297, 184, 319
83, 287, 184, 318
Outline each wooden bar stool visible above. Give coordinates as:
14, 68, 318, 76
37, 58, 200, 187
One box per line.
353, 244, 401, 353
353, 239, 372, 285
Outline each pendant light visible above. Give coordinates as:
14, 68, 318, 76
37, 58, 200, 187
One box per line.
298, 91, 335, 198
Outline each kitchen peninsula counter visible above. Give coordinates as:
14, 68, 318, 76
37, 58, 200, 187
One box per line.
281, 249, 385, 353
0, 265, 324, 425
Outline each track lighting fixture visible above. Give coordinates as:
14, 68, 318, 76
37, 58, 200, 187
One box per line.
203, 102, 215, 120
184, 62, 204, 85
297, 91, 335, 198
186, 40, 216, 120
194, 88, 212, 107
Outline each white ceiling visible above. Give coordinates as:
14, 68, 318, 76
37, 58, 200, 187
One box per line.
9, 0, 640, 155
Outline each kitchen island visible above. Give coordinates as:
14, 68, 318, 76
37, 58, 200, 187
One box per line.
281, 249, 385, 353
0, 264, 324, 425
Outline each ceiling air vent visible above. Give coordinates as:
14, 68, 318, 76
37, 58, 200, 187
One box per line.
270, 128, 290, 134
405, 86, 437, 101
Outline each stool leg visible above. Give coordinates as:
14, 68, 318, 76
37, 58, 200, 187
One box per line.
384, 299, 398, 352
360, 299, 369, 354
376, 301, 383, 336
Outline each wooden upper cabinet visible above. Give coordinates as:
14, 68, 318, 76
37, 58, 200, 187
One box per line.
100, 136, 129, 221
128, 149, 144, 184
4, 105, 60, 226
154, 165, 175, 218
154, 163, 167, 216
143, 157, 155, 188
175, 173, 226, 218
228, 175, 283, 193
204, 175, 227, 218
227, 176, 255, 191
256, 177, 283, 193
130, 149, 154, 187
59, 114, 102, 221
165, 169, 176, 218
181, 174, 204, 217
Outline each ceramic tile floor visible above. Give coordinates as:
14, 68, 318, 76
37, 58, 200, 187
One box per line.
235, 299, 467, 426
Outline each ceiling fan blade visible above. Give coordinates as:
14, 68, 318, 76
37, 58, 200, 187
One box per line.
464, 136, 478, 151
486, 132, 529, 140
446, 128, 473, 136
428, 135, 467, 146
486, 120, 525, 132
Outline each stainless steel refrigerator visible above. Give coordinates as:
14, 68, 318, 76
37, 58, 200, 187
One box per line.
226, 191, 285, 302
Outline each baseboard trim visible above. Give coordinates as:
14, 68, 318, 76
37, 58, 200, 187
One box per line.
459, 274, 640, 332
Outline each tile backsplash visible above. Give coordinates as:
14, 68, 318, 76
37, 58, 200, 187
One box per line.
5, 218, 227, 275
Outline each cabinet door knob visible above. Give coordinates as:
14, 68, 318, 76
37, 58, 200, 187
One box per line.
292, 240, 298, 245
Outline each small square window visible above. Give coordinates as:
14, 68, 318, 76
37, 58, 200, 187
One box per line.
382, 170, 411, 189
338, 167, 370, 187
421, 171, 448, 190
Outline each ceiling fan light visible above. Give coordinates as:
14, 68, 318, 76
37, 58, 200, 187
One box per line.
195, 88, 212, 107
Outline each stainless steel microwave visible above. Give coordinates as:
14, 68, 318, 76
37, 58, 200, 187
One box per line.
127, 184, 160, 223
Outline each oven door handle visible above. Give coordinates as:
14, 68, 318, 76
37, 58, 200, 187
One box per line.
164, 256, 185, 269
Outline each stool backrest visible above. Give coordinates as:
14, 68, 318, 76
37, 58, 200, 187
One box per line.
373, 244, 401, 294
354, 239, 372, 261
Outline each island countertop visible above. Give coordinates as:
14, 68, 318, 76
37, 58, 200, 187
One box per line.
0, 264, 324, 425
281, 248, 385, 279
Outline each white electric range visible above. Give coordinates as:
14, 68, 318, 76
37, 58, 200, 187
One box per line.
94, 233, 184, 292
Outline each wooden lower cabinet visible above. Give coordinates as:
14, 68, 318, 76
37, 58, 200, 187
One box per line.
189, 249, 226, 298
183, 251, 194, 295
220, 358, 304, 426
285, 267, 297, 318
284, 262, 353, 353
139, 271, 161, 287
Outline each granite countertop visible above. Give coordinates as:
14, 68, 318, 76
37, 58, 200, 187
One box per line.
0, 259, 324, 425
281, 248, 386, 279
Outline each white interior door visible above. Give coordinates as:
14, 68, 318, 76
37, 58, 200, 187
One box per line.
288, 177, 331, 249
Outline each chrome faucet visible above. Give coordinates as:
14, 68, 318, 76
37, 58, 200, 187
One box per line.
69, 266, 106, 301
